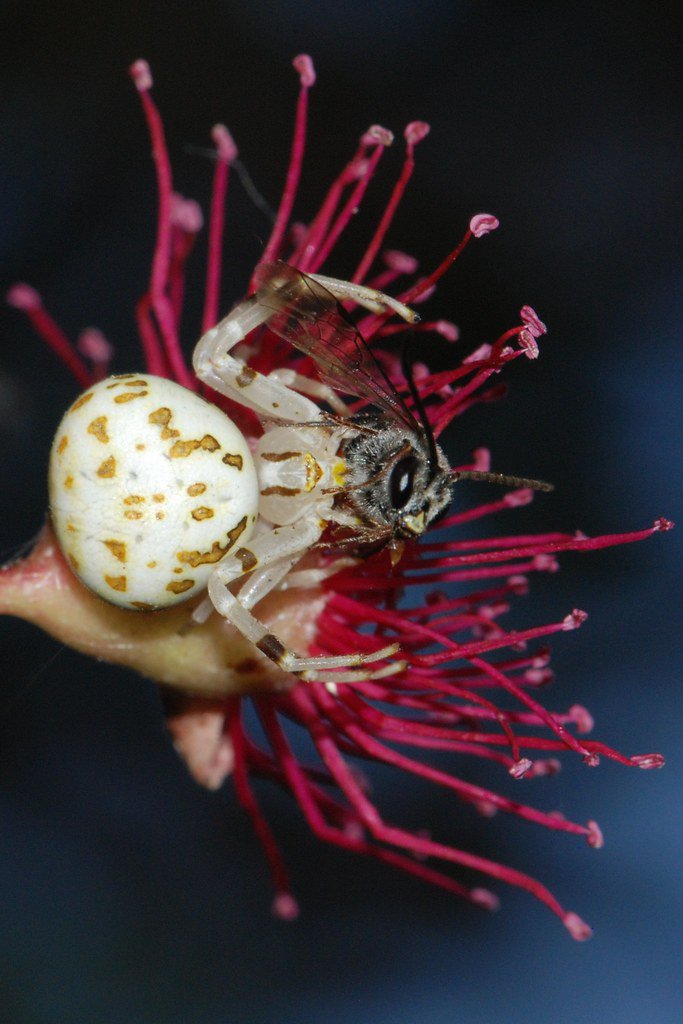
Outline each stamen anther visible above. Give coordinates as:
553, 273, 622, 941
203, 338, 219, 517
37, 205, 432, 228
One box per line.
293, 53, 316, 87
129, 59, 153, 92
404, 120, 430, 145
362, 124, 394, 147
470, 213, 500, 237
383, 250, 419, 275
6, 283, 41, 310
211, 123, 238, 163
562, 609, 588, 631
586, 820, 604, 849
563, 912, 593, 941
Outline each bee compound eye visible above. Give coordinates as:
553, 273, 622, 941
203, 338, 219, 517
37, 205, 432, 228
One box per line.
389, 455, 418, 511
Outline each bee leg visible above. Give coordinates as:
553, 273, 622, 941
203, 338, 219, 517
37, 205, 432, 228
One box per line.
206, 517, 403, 684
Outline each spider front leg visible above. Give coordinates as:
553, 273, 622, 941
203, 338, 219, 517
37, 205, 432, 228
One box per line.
306, 271, 418, 322
193, 263, 419, 423
193, 297, 323, 423
205, 516, 403, 685
268, 368, 351, 416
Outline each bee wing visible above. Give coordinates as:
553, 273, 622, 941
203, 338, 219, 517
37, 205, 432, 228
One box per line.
252, 262, 419, 430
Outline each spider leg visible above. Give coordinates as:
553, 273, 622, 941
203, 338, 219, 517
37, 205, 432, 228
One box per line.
306, 271, 418, 322
193, 297, 323, 423
238, 551, 308, 610
206, 516, 403, 685
268, 367, 351, 416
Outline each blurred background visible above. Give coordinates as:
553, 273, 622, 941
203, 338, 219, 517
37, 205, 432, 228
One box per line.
0, 2, 680, 1022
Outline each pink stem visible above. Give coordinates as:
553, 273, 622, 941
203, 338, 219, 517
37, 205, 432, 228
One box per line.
352, 121, 429, 284
7, 284, 91, 388
258, 55, 316, 273
227, 700, 296, 912
202, 125, 237, 333
129, 60, 194, 389
469, 656, 593, 760
308, 130, 392, 274
315, 687, 591, 837
289, 137, 369, 270
259, 698, 494, 907
289, 687, 591, 938
135, 295, 170, 376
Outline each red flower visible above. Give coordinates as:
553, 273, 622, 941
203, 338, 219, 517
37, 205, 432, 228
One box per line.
2, 55, 671, 939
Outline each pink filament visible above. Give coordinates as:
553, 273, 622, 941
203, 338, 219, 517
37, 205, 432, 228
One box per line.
258, 55, 316, 272
352, 122, 429, 284
129, 60, 194, 389
7, 284, 91, 388
202, 125, 237, 333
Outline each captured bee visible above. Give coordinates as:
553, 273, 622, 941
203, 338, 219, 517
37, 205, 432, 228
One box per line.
49, 262, 551, 686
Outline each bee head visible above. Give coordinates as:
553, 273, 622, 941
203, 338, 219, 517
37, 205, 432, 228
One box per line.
341, 421, 453, 539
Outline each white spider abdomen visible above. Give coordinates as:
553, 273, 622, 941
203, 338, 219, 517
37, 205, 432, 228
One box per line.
48, 374, 258, 609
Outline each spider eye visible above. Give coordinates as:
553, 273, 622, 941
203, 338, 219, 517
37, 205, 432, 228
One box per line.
389, 455, 418, 510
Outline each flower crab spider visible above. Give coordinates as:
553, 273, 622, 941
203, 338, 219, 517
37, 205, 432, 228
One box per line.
49, 262, 548, 686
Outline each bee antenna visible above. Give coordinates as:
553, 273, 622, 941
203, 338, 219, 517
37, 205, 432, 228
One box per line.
451, 469, 554, 493
400, 343, 439, 473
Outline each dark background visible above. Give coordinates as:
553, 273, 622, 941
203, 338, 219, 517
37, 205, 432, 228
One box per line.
0, 2, 680, 1022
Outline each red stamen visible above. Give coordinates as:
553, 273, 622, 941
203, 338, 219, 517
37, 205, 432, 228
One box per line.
414, 521, 673, 569
258, 698, 497, 909
168, 194, 203, 334
135, 295, 169, 377
468, 656, 593, 759
203, 125, 237, 332
354, 212, 499, 344
77, 328, 113, 382
352, 121, 430, 284
400, 224, 475, 305
7, 284, 91, 388
312, 686, 592, 839
378, 318, 459, 344
227, 700, 298, 918
258, 55, 316, 271
290, 136, 370, 271
289, 686, 592, 938
419, 530, 576, 555
308, 126, 394, 274
129, 60, 194, 389
436, 490, 534, 530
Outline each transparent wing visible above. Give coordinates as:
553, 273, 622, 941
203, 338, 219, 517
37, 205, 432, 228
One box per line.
252, 262, 419, 430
